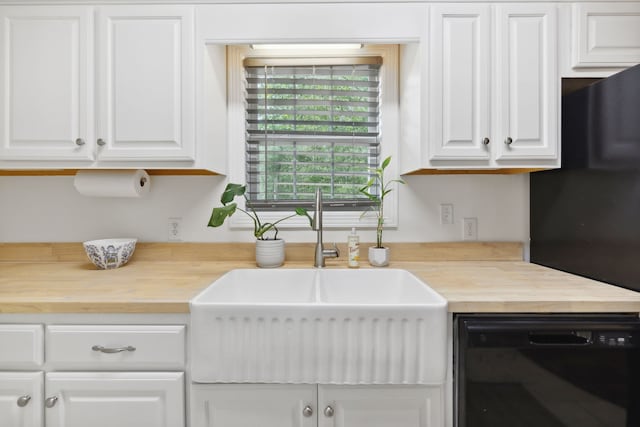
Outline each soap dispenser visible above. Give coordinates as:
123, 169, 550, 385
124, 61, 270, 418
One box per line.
347, 227, 360, 268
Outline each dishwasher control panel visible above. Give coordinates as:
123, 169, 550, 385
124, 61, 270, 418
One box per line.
594, 331, 637, 347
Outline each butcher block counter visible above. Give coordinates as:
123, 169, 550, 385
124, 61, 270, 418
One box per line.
1, 242, 639, 314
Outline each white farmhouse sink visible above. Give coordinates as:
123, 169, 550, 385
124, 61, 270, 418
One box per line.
190, 269, 447, 385
193, 269, 318, 304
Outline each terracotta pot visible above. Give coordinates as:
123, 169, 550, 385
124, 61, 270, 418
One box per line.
368, 246, 390, 267
255, 239, 285, 268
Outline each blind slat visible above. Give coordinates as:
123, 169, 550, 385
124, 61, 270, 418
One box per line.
246, 99, 378, 108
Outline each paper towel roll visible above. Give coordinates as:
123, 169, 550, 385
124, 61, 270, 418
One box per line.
73, 169, 151, 198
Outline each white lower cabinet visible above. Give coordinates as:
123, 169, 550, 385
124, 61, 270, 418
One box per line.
45, 372, 184, 427
192, 384, 442, 427
0, 372, 43, 427
0, 371, 184, 427
317, 385, 441, 427
192, 384, 316, 427
0, 322, 186, 427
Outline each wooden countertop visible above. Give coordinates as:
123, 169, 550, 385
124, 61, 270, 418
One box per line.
1, 242, 639, 314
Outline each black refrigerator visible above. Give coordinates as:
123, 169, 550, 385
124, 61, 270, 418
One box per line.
530, 63, 640, 293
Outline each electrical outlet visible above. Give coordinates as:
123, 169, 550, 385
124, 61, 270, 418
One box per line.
440, 204, 454, 225
168, 217, 182, 242
462, 217, 478, 240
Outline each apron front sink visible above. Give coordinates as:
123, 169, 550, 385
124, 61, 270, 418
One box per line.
190, 269, 447, 385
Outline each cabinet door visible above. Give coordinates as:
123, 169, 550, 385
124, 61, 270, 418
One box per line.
45, 372, 184, 427
0, 6, 93, 161
429, 4, 491, 162
572, 3, 640, 69
0, 372, 43, 427
191, 384, 316, 427
95, 6, 195, 163
494, 4, 558, 161
318, 385, 442, 427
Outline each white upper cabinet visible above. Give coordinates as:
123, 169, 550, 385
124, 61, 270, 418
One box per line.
494, 4, 558, 162
429, 4, 491, 162
571, 3, 640, 70
95, 6, 195, 163
0, 5, 200, 170
405, 3, 559, 172
0, 7, 93, 162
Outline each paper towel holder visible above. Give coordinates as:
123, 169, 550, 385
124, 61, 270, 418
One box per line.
73, 169, 151, 198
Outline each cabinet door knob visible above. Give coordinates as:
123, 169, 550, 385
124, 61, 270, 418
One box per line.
302, 405, 314, 417
324, 406, 335, 417
92, 345, 136, 354
482, 137, 490, 146
97, 138, 106, 146
504, 137, 513, 145
75, 138, 85, 146
17, 395, 31, 407
45, 396, 58, 408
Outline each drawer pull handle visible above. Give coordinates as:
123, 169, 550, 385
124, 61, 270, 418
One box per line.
92, 345, 136, 354
45, 396, 58, 408
17, 395, 31, 407
324, 406, 335, 417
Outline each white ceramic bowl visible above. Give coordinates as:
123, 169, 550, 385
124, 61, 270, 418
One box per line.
83, 238, 137, 269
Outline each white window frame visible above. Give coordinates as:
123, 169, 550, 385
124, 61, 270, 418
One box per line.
226, 44, 400, 230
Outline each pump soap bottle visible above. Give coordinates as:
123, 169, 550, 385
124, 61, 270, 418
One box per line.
347, 227, 360, 268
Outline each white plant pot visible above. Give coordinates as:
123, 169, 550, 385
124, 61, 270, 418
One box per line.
368, 246, 390, 267
255, 239, 285, 268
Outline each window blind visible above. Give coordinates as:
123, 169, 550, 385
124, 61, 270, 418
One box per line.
244, 57, 382, 210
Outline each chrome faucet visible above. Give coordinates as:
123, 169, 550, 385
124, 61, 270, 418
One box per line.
313, 188, 339, 268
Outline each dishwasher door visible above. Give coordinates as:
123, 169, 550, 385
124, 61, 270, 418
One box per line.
455, 315, 640, 427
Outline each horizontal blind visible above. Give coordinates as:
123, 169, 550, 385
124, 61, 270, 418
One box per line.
244, 58, 382, 210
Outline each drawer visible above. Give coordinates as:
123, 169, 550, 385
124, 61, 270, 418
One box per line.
46, 325, 185, 370
0, 324, 44, 369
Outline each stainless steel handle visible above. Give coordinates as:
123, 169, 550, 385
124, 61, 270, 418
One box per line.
92, 345, 136, 354
302, 405, 314, 417
75, 138, 85, 146
504, 137, 513, 145
324, 406, 335, 417
45, 396, 58, 408
482, 137, 490, 146
97, 138, 106, 146
17, 395, 31, 407
323, 243, 340, 258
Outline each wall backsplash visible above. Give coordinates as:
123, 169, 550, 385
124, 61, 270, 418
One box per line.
0, 174, 529, 243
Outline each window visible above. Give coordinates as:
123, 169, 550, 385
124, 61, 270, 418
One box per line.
227, 45, 399, 228
244, 57, 382, 211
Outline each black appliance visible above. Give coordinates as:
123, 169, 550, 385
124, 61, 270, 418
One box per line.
530, 63, 640, 293
456, 315, 640, 427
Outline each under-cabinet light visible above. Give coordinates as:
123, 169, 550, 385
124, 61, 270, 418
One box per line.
250, 43, 363, 51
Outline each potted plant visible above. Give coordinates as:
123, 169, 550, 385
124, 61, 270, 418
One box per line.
208, 183, 311, 268
359, 156, 405, 267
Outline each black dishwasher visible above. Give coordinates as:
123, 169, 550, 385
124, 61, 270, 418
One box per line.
455, 315, 640, 427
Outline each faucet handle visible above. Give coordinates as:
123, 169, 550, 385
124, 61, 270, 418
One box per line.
323, 243, 340, 258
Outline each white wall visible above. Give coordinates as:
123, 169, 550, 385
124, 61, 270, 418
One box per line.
0, 174, 529, 243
